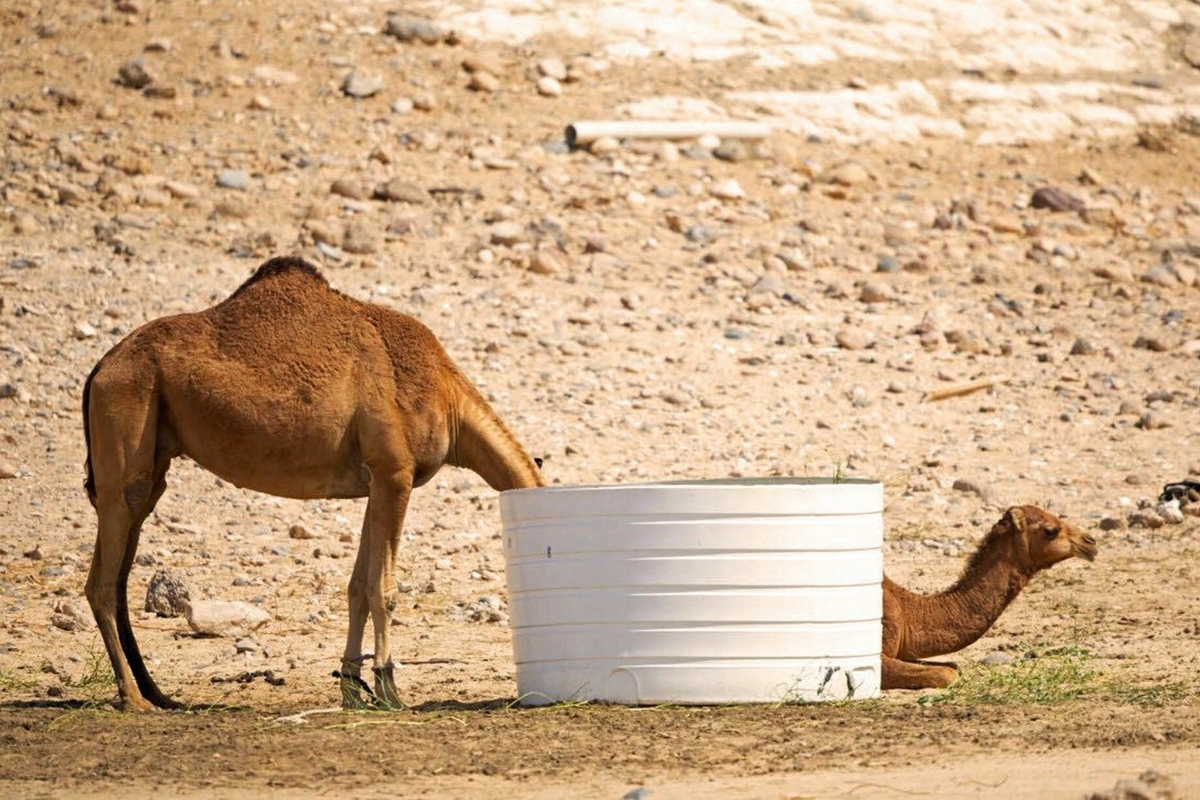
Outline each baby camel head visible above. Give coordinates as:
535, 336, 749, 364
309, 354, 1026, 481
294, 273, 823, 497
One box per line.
1000, 505, 1097, 571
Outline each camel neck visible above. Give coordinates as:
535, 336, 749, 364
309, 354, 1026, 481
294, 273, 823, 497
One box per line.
902, 526, 1034, 659
450, 382, 544, 492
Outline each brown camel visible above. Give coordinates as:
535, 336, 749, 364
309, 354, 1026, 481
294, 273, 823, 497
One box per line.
81, 256, 544, 711
882, 505, 1097, 690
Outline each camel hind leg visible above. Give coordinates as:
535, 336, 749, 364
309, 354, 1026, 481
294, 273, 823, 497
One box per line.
84, 368, 176, 710
881, 655, 958, 690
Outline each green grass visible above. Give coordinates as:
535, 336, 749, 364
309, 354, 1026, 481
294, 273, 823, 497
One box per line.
0, 664, 39, 693
919, 645, 1192, 707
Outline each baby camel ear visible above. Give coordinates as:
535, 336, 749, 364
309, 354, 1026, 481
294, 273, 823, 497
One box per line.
1005, 507, 1026, 531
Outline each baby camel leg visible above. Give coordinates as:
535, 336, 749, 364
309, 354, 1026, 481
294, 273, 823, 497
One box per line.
881, 655, 958, 690
365, 470, 412, 709
339, 501, 374, 708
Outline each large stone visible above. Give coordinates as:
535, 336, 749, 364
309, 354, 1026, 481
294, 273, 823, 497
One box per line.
342, 70, 383, 99
145, 569, 192, 617
185, 599, 270, 637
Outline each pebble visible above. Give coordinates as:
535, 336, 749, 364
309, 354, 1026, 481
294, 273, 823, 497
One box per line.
0, 463, 16, 480
1157, 501, 1184, 525
384, 15, 444, 44
412, 93, 437, 111
73, 322, 97, 340
876, 255, 900, 273
144, 569, 192, 617
538, 58, 567, 80
713, 141, 749, 162
186, 599, 270, 637
1127, 509, 1165, 529
1136, 412, 1169, 430
462, 55, 504, 75
14, 214, 38, 234
234, 637, 261, 654
490, 221, 524, 246
330, 178, 371, 201
1031, 186, 1084, 212
835, 328, 872, 350
1098, 517, 1125, 531
952, 478, 996, 505
374, 179, 428, 204
827, 161, 870, 186
590, 136, 620, 156
1133, 335, 1171, 352
288, 524, 313, 540
248, 94, 272, 111
710, 179, 745, 200
217, 169, 249, 190
164, 181, 199, 199
859, 282, 893, 304
342, 220, 380, 254
530, 245, 569, 275
979, 651, 1013, 667
390, 97, 414, 115
118, 58, 155, 89
536, 76, 562, 97
1070, 337, 1097, 356
468, 71, 500, 93
342, 70, 383, 98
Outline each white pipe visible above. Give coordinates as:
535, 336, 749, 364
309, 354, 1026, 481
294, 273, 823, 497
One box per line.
565, 120, 772, 146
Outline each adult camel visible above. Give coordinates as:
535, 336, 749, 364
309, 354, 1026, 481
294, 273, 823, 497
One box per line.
82, 256, 544, 711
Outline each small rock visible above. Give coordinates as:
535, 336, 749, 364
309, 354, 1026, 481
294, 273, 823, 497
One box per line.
952, 478, 995, 504
58, 184, 88, 205
373, 179, 428, 204
1098, 517, 1125, 531
341, 220, 380, 254
468, 71, 499, 93
118, 58, 155, 89
536, 76, 562, 97
827, 161, 870, 187
384, 15, 444, 44
589, 136, 620, 156
73, 322, 97, 340
186, 600, 270, 637
530, 245, 568, 275
713, 141, 749, 162
234, 637, 261, 654
1085, 769, 1176, 800
835, 328, 872, 350
536, 59, 567, 82
342, 70, 384, 99
50, 614, 79, 632
1127, 509, 1165, 529
145, 569, 192, 617
462, 55, 504, 75
288, 524, 313, 540
1070, 338, 1097, 356
876, 255, 900, 273
979, 651, 1013, 667
330, 178, 371, 201
859, 282, 893, 304
14, 213, 38, 234
1133, 335, 1171, 353
248, 94, 272, 111
710, 179, 745, 200
390, 97, 414, 114
216, 170, 249, 191
0, 463, 17, 480
584, 235, 606, 253
24, 545, 42, 559
163, 181, 199, 199
1031, 186, 1084, 213
489, 221, 524, 246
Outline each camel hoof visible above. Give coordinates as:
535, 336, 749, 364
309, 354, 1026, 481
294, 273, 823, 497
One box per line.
117, 696, 157, 713
372, 665, 406, 711
931, 665, 959, 689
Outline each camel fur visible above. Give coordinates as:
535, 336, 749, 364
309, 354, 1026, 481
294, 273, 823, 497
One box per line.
82, 256, 544, 711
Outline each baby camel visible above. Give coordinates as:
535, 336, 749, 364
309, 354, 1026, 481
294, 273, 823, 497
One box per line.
82, 256, 544, 711
882, 505, 1097, 690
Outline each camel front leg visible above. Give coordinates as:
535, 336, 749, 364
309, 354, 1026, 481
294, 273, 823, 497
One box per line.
339, 499, 374, 709
365, 470, 412, 710
881, 655, 958, 690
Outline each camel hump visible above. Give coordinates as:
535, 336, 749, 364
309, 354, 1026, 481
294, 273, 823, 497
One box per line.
228, 256, 329, 299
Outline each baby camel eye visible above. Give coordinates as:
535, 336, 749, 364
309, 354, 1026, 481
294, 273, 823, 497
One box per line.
1043, 526, 1060, 540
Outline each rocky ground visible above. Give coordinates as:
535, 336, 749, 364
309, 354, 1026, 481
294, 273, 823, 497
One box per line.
2, 1, 1200, 798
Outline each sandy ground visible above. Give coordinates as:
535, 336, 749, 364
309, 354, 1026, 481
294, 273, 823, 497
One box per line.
2, 0, 1200, 797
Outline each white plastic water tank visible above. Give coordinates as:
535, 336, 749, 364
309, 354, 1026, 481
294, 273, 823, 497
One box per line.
499, 478, 883, 706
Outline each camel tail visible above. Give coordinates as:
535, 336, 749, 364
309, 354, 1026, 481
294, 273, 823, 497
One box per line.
82, 360, 102, 508
454, 379, 544, 492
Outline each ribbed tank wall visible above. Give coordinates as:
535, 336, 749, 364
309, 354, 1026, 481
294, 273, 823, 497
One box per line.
499, 478, 883, 705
